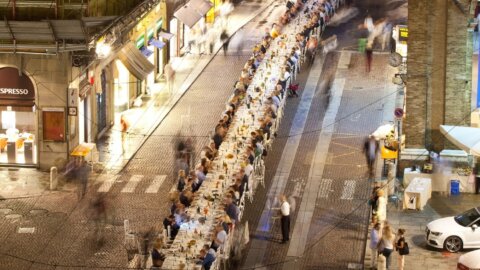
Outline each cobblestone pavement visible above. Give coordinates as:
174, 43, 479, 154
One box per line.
0, 1, 290, 269
239, 51, 397, 270
363, 192, 480, 270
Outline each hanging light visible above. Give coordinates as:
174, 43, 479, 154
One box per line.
95, 37, 112, 59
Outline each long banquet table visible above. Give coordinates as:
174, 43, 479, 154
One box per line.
161, 3, 322, 269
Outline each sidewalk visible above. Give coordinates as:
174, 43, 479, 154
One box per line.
363, 192, 480, 270
0, 0, 275, 200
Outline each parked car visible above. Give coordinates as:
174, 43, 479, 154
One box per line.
457, 249, 480, 270
426, 207, 480, 252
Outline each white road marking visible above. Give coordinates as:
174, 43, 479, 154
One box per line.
121, 175, 143, 193
145, 175, 167, 193
318, 178, 333, 198
97, 175, 118, 193
340, 180, 356, 200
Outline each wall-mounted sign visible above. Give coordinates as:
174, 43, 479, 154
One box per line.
68, 88, 78, 107
0, 67, 35, 106
68, 107, 77, 116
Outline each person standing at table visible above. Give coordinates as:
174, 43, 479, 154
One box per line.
279, 194, 291, 243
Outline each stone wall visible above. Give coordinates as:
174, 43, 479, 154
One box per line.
405, 0, 472, 153
405, 0, 429, 149
0, 53, 71, 169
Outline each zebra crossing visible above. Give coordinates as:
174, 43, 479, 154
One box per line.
96, 174, 168, 194
318, 178, 360, 200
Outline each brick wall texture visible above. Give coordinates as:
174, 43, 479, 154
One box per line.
405, 0, 472, 152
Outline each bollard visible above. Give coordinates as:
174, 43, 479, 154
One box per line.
50, 166, 58, 190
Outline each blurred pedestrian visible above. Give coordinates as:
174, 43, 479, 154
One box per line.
364, 14, 374, 34
207, 24, 218, 54
363, 135, 379, 178
279, 194, 290, 243
75, 158, 90, 199
365, 44, 373, 72
91, 194, 107, 246
120, 114, 129, 153
370, 222, 381, 269
382, 21, 393, 51
164, 61, 175, 95
220, 29, 230, 55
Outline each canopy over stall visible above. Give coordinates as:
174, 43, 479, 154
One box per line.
440, 125, 480, 156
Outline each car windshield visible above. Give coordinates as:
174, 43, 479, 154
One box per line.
454, 208, 480, 227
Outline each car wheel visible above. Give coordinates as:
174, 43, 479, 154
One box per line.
444, 236, 463, 253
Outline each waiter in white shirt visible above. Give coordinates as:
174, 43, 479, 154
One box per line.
279, 194, 290, 243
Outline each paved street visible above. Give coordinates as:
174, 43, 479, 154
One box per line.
3, 1, 478, 270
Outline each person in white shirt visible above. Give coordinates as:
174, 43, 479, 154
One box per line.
211, 223, 227, 252
279, 194, 290, 243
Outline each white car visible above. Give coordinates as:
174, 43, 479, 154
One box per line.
426, 207, 480, 253
457, 249, 480, 270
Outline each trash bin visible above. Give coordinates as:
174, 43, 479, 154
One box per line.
450, 180, 460, 196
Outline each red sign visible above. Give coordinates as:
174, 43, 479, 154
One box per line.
0, 67, 35, 106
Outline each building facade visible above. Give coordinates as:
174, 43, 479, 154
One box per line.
401, 0, 474, 167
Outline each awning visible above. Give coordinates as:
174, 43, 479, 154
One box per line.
117, 41, 155, 80
149, 38, 166, 49
158, 31, 174, 41
440, 125, 480, 156
174, 0, 213, 28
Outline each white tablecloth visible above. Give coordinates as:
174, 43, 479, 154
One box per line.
403, 177, 432, 210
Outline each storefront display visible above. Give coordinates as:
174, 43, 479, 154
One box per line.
0, 67, 37, 165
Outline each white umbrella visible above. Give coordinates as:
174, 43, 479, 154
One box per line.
440, 125, 480, 156
372, 124, 394, 140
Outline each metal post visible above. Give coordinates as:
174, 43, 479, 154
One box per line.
50, 166, 58, 190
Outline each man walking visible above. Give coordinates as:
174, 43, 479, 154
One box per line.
363, 135, 379, 178
75, 158, 90, 199
279, 194, 290, 243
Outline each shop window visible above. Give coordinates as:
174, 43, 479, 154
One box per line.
2, 110, 15, 129
0, 106, 36, 164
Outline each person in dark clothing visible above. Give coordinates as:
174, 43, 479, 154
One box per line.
224, 197, 239, 224
199, 244, 216, 270
363, 135, 379, 178
75, 158, 90, 199
365, 45, 373, 72
213, 132, 223, 150
163, 215, 180, 239
279, 195, 290, 243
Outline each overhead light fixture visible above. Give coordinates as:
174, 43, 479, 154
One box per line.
95, 37, 112, 59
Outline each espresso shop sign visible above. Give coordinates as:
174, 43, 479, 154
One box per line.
0, 67, 35, 101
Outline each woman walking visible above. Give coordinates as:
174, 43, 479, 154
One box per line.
396, 229, 407, 270
378, 224, 395, 269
